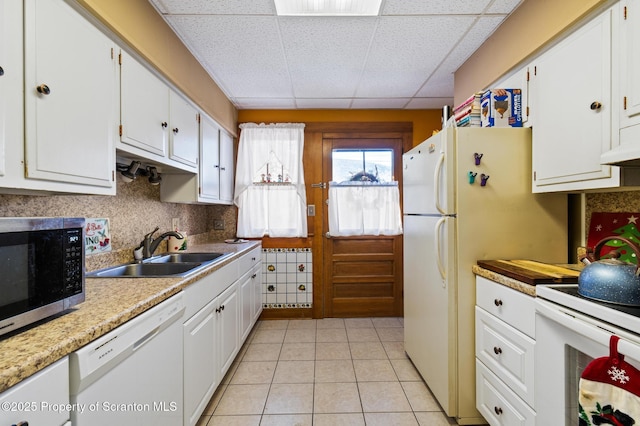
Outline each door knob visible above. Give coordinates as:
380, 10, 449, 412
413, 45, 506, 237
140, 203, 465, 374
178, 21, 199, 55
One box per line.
36, 84, 50, 95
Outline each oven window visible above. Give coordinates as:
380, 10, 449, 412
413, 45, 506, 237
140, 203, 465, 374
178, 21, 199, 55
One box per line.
567, 346, 594, 424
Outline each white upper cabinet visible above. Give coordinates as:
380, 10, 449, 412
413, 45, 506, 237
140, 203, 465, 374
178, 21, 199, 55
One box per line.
22, 0, 117, 193
160, 113, 235, 205
120, 50, 168, 157
169, 91, 199, 167
530, 4, 620, 192
118, 50, 197, 173
219, 129, 235, 204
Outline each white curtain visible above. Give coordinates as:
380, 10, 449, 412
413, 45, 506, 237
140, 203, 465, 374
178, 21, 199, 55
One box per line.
328, 182, 403, 237
234, 123, 307, 238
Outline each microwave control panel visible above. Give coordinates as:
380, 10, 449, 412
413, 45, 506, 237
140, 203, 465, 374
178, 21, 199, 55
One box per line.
64, 228, 84, 293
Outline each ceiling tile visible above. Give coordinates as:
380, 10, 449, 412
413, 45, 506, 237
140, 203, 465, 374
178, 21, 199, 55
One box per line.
350, 98, 411, 109
405, 97, 453, 109
486, 0, 524, 14
295, 98, 353, 109
151, 0, 276, 15
234, 98, 297, 109
381, 0, 492, 15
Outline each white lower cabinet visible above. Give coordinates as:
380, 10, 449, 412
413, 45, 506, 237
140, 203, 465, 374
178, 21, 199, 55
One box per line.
183, 298, 217, 426
182, 245, 262, 426
475, 276, 536, 425
0, 357, 69, 425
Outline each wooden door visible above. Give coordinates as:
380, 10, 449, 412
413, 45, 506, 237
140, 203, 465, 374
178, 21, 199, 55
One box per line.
322, 135, 404, 317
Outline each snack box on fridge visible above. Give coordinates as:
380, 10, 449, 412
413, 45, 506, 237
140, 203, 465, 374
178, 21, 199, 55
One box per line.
480, 89, 523, 127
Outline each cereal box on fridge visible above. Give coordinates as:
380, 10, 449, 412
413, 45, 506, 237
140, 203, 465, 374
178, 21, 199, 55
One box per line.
480, 89, 523, 127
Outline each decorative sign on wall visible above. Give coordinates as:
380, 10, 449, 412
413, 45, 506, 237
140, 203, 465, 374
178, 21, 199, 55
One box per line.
85, 218, 112, 254
588, 212, 640, 261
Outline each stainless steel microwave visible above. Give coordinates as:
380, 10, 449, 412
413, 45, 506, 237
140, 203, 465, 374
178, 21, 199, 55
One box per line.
0, 217, 85, 337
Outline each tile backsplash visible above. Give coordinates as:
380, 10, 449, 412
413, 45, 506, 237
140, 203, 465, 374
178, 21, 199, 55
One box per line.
0, 177, 237, 270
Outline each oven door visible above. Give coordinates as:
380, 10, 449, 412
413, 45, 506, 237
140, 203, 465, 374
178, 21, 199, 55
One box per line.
535, 298, 640, 425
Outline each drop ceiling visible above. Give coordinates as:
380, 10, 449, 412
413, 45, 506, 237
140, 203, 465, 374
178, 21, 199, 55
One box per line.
148, 0, 524, 110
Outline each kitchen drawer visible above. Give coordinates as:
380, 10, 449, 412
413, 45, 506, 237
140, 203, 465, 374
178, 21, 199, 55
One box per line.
183, 260, 238, 320
476, 360, 536, 426
476, 306, 535, 407
476, 276, 535, 338
238, 245, 261, 273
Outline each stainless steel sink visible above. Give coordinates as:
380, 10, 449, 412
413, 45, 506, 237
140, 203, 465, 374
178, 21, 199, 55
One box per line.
87, 252, 233, 278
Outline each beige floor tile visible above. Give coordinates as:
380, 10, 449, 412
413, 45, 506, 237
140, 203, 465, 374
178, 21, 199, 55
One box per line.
344, 318, 374, 328
208, 415, 261, 426
203, 384, 227, 415
264, 383, 314, 414
349, 341, 388, 360
214, 384, 270, 415
241, 343, 282, 362
316, 318, 346, 329
346, 327, 380, 342
287, 319, 317, 329
414, 411, 458, 425
252, 329, 286, 344
364, 412, 419, 426
401, 381, 443, 412
358, 381, 412, 412
222, 360, 241, 385
371, 317, 403, 328
315, 360, 356, 382
273, 360, 315, 383
230, 361, 277, 384
196, 415, 211, 426
258, 320, 289, 330
284, 328, 316, 343
377, 327, 404, 342
391, 359, 423, 381
382, 341, 408, 359
279, 342, 316, 360
353, 359, 398, 381
313, 413, 366, 426
260, 414, 313, 426
316, 328, 348, 343
315, 342, 351, 360
313, 382, 362, 413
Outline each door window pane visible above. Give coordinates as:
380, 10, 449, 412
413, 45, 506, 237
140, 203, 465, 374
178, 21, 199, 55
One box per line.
332, 149, 394, 183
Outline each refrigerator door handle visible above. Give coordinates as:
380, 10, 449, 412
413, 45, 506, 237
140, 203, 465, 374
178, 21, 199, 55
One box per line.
435, 217, 446, 285
434, 152, 446, 214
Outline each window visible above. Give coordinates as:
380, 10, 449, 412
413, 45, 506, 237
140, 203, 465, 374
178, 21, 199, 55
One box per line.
328, 148, 402, 237
234, 123, 307, 238
332, 149, 393, 183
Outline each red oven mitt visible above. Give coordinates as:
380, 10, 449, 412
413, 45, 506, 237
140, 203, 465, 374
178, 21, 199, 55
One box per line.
579, 335, 640, 426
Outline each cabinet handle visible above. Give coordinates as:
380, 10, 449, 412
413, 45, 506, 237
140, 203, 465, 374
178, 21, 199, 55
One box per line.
161, 121, 168, 129
590, 101, 602, 110
221, 304, 225, 311
173, 127, 179, 134
36, 84, 50, 95
0, 66, 4, 76
214, 165, 220, 168
494, 299, 503, 307
220, 167, 226, 171
251, 273, 257, 279
215, 307, 221, 313
493, 346, 502, 355
494, 406, 503, 415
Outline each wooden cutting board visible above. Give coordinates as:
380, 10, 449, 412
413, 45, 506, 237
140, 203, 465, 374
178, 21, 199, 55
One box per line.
476, 259, 580, 285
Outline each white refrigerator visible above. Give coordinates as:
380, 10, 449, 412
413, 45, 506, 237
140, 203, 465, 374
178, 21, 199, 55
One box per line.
403, 126, 568, 424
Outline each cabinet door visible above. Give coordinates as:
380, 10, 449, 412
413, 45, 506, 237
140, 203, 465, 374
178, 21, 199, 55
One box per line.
0, 0, 21, 182
169, 90, 199, 167
239, 271, 253, 341
621, 0, 640, 128
219, 129, 235, 203
120, 50, 168, 156
217, 283, 239, 378
24, 0, 116, 190
252, 262, 263, 324
531, 6, 616, 191
199, 114, 221, 202
183, 300, 217, 426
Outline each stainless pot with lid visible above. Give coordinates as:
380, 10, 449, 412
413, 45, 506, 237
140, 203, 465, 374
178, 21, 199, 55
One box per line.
578, 236, 640, 306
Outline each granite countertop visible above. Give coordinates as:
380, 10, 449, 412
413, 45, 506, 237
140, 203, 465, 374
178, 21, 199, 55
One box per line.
472, 263, 582, 297
472, 264, 538, 296
0, 240, 261, 394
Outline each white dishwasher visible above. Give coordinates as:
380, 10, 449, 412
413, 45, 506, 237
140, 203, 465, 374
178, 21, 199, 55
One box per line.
69, 292, 185, 425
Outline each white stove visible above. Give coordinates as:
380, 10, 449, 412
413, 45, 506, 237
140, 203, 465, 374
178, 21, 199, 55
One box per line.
536, 284, 640, 335
534, 283, 640, 424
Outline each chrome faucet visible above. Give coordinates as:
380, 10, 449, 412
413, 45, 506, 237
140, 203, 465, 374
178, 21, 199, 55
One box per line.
140, 226, 184, 259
